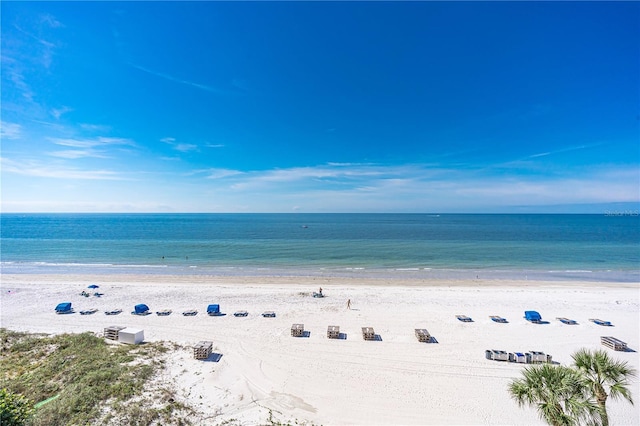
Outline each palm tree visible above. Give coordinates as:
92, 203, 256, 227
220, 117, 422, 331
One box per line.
572, 348, 637, 426
509, 363, 598, 425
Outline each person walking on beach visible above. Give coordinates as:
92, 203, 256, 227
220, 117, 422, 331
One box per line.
347, 299, 351, 309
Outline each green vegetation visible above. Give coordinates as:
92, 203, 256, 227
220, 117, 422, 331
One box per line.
509, 349, 637, 426
0, 388, 34, 426
572, 349, 637, 426
0, 329, 193, 425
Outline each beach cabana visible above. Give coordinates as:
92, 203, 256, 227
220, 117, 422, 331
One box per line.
524, 311, 542, 323
55, 302, 73, 314
132, 304, 150, 315
207, 304, 223, 316
485, 349, 509, 361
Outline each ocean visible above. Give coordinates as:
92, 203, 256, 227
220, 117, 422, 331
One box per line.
1, 213, 638, 282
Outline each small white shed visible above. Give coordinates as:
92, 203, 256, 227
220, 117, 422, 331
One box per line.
118, 327, 144, 345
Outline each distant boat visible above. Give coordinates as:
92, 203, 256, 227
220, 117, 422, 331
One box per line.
301, 225, 308, 228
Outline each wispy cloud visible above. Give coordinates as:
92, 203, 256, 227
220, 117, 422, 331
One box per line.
1, 121, 22, 139
129, 63, 231, 95
48, 136, 136, 159
526, 142, 604, 159
161, 137, 199, 153
1, 157, 123, 180
51, 106, 73, 120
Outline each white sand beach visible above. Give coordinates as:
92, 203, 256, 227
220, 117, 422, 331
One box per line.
2, 274, 639, 425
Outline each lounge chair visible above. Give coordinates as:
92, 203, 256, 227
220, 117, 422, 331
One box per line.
313, 292, 324, 298
291, 323, 304, 337
55, 302, 74, 314
456, 315, 473, 322
589, 318, 612, 326
262, 311, 276, 317
600, 336, 627, 351
524, 310, 542, 323
415, 328, 431, 342
182, 309, 198, 316
80, 308, 98, 315
156, 309, 172, 316
233, 310, 248, 317
490, 316, 508, 323
105, 309, 122, 315
132, 304, 151, 316
327, 325, 340, 339
485, 349, 509, 361
556, 317, 578, 325
362, 327, 375, 340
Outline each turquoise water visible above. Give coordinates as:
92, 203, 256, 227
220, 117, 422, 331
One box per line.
1, 214, 638, 282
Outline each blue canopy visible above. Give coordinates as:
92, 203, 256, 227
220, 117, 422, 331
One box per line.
134, 304, 149, 314
207, 304, 220, 314
55, 302, 72, 312
524, 311, 541, 321
88, 284, 99, 289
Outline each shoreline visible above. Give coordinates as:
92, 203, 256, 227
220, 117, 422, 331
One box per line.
2, 273, 638, 424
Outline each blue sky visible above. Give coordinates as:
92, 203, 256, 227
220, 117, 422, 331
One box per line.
1, 1, 638, 213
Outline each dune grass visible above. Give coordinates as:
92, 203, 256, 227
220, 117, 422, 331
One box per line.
0, 328, 192, 425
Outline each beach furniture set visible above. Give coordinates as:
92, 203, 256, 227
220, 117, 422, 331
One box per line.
600, 336, 627, 351
486, 349, 552, 364
291, 323, 305, 337
193, 341, 213, 359
103, 326, 144, 345
414, 328, 431, 342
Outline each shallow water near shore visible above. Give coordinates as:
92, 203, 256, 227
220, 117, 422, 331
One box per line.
2, 213, 638, 282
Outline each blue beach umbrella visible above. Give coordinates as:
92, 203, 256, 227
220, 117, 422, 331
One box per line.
88, 284, 99, 289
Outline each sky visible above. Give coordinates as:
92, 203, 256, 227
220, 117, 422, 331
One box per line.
1, 1, 638, 213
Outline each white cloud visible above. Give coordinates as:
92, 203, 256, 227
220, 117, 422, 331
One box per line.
1, 121, 22, 139
161, 136, 199, 152
1, 157, 123, 180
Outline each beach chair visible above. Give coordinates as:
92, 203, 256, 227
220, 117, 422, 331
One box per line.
456, 315, 473, 322
233, 310, 248, 317
156, 309, 172, 316
485, 349, 508, 361
291, 323, 304, 337
207, 304, 223, 316
193, 341, 213, 360
556, 317, 578, 325
262, 311, 276, 318
524, 310, 542, 323
182, 309, 198, 316
327, 325, 340, 339
590, 318, 612, 326
105, 309, 122, 315
80, 308, 98, 315
55, 302, 74, 314
132, 304, 151, 316
362, 327, 375, 340
490, 316, 508, 323
600, 336, 627, 351
415, 328, 431, 342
